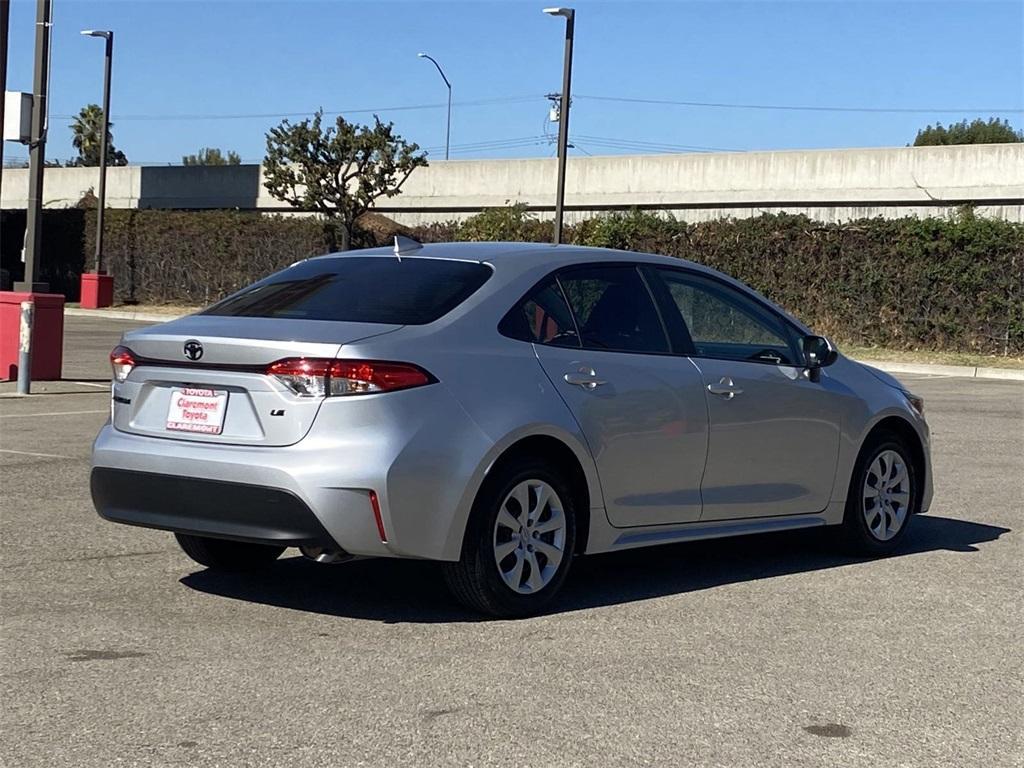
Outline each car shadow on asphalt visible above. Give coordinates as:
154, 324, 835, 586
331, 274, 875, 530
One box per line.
179, 514, 1010, 623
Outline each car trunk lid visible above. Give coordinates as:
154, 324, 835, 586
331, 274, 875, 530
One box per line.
111, 316, 402, 447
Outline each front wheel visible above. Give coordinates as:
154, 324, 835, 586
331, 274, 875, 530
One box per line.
175, 533, 285, 570
443, 460, 577, 617
840, 436, 918, 556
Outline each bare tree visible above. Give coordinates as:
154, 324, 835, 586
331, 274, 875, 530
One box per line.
263, 110, 427, 250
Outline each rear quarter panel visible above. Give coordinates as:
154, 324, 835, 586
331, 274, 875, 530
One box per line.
342, 318, 606, 561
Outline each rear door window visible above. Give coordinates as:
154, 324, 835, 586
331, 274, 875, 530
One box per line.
204, 256, 492, 325
557, 265, 669, 354
499, 279, 580, 348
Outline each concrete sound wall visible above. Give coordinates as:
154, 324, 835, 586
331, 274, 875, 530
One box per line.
2, 143, 1021, 224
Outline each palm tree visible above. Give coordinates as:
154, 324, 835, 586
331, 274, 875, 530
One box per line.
70, 104, 127, 166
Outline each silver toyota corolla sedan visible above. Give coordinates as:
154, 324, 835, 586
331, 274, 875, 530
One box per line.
91, 240, 932, 617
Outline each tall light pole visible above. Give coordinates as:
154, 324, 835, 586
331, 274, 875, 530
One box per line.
543, 7, 574, 245
18, 0, 53, 292
81, 29, 113, 277
417, 52, 451, 161
1, 0, 10, 188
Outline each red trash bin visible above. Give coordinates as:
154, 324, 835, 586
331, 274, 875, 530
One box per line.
0, 291, 65, 382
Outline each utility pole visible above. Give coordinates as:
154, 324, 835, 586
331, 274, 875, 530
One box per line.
0, 0, 10, 185
82, 30, 114, 274
543, 7, 575, 245
17, 0, 53, 293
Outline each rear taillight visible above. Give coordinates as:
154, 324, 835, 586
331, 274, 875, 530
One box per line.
266, 358, 435, 397
110, 345, 136, 382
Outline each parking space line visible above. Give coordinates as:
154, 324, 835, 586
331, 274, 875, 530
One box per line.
0, 409, 108, 419
0, 449, 75, 459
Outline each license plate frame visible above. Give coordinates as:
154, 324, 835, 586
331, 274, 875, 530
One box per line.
166, 387, 229, 435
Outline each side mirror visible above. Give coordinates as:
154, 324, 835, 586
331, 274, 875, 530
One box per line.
803, 335, 838, 382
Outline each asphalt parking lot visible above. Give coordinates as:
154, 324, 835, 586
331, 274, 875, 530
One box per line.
1, 316, 1021, 767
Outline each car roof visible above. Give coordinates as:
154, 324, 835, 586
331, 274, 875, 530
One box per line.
321, 241, 811, 336
313, 241, 709, 275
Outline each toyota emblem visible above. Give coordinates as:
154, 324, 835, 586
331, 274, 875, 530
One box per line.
183, 339, 204, 361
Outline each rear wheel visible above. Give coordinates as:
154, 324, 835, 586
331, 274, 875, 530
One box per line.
443, 460, 577, 617
174, 533, 285, 570
840, 436, 917, 555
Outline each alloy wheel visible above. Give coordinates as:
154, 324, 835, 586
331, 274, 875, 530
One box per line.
862, 449, 911, 541
492, 479, 567, 594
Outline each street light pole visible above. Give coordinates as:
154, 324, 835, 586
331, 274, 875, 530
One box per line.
1, 0, 10, 189
417, 53, 451, 161
82, 29, 113, 275
19, 0, 53, 293
543, 7, 574, 245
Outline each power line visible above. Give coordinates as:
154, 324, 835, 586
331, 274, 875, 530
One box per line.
445, 135, 549, 150
569, 138, 715, 155
575, 94, 1024, 115
423, 135, 552, 155
572, 133, 741, 153
420, 133, 735, 158
123, 137, 553, 164
51, 95, 543, 122
52, 92, 1024, 122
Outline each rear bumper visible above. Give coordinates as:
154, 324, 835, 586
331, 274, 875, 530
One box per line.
91, 467, 338, 548
90, 378, 495, 560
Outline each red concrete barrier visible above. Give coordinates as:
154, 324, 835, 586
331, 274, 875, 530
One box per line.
0, 292, 65, 382
80, 272, 115, 309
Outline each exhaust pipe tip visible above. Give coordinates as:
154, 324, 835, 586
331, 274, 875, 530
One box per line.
300, 546, 353, 565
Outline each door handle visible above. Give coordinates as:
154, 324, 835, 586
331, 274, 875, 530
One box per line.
707, 377, 743, 399
564, 366, 606, 390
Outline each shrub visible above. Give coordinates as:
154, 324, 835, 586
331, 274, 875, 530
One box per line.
66, 205, 1023, 354
573, 209, 678, 251
84, 210, 332, 304
455, 202, 548, 243
572, 209, 1021, 354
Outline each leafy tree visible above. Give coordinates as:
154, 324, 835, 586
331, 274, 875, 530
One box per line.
913, 118, 1023, 146
182, 147, 242, 166
69, 104, 128, 166
263, 110, 427, 250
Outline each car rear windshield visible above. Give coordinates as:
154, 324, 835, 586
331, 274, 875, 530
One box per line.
203, 256, 493, 325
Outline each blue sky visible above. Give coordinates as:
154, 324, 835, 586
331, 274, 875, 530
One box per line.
4, 0, 1023, 165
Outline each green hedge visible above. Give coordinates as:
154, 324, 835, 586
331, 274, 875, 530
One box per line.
77, 206, 1022, 354
84, 210, 333, 304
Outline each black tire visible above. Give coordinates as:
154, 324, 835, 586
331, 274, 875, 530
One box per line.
174, 533, 285, 570
840, 435, 918, 556
443, 459, 577, 618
